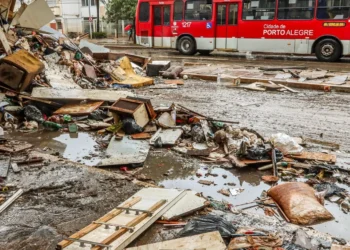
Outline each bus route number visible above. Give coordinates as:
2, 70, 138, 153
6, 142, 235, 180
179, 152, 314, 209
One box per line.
182, 22, 192, 28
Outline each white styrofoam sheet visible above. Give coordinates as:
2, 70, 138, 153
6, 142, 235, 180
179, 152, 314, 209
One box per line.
150, 128, 183, 146
64, 188, 186, 250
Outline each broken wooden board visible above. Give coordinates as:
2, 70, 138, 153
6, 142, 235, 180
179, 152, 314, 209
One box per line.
53, 101, 103, 115
131, 133, 152, 140
31, 88, 133, 102
0, 189, 23, 214
149, 84, 178, 89
60, 188, 186, 250
229, 154, 271, 168
0, 141, 32, 153
331, 244, 350, 250
150, 128, 183, 146
0, 158, 10, 178
325, 75, 347, 85
0, 27, 12, 55
99, 136, 150, 167
164, 79, 184, 85
288, 151, 336, 163
162, 190, 207, 220
10, 162, 20, 173
187, 148, 211, 156
125, 231, 226, 250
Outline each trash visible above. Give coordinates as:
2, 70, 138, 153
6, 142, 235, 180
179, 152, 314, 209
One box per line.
53, 101, 103, 115
0, 158, 10, 178
268, 182, 333, 225
0, 140, 33, 153
0, 189, 23, 214
122, 118, 143, 135
262, 175, 279, 183
150, 128, 183, 146
162, 190, 208, 220
340, 198, 350, 214
198, 180, 214, 186
68, 123, 78, 133
313, 183, 346, 198
131, 132, 152, 140
178, 214, 237, 238
270, 133, 303, 155
289, 151, 336, 163
229, 188, 245, 196
162, 66, 184, 79
19, 121, 39, 132
110, 98, 150, 128
125, 231, 226, 250
157, 112, 175, 128
146, 61, 171, 76
228, 227, 283, 249
218, 189, 230, 196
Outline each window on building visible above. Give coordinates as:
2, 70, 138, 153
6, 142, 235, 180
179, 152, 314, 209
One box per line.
139, 2, 150, 22
81, 0, 96, 6
242, 0, 276, 20
174, 0, 184, 20
317, 0, 350, 19
278, 0, 315, 19
185, 0, 212, 21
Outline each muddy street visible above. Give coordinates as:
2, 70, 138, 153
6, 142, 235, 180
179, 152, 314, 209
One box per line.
1, 41, 350, 250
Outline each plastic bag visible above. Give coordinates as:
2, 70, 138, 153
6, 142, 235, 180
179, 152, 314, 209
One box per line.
270, 133, 303, 155
178, 214, 237, 238
122, 117, 143, 135
24, 105, 43, 122
191, 125, 205, 143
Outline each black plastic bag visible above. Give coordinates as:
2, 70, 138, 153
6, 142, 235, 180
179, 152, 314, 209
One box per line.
314, 183, 346, 198
24, 105, 43, 122
178, 215, 237, 238
122, 118, 143, 135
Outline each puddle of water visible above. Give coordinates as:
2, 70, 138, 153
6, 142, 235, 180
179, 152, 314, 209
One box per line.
143, 150, 350, 241
8, 131, 101, 166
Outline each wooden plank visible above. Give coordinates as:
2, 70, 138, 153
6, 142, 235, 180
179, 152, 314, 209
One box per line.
125, 231, 226, 250
92, 200, 167, 250
0, 189, 23, 214
0, 28, 12, 55
0, 141, 32, 153
10, 162, 20, 173
0, 158, 10, 178
19, 95, 62, 107
53, 101, 103, 115
331, 244, 350, 250
164, 79, 184, 85
57, 197, 142, 249
31, 88, 133, 102
63, 188, 186, 250
288, 151, 336, 163
131, 133, 152, 140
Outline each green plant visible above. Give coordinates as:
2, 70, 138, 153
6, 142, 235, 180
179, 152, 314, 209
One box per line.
92, 32, 107, 39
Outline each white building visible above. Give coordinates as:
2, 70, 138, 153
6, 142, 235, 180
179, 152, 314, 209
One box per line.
47, 0, 107, 34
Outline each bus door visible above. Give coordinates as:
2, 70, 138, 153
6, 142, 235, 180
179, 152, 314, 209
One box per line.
215, 3, 238, 50
153, 5, 171, 47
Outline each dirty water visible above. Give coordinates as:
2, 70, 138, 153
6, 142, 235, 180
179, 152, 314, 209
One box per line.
8, 131, 102, 166
141, 150, 350, 241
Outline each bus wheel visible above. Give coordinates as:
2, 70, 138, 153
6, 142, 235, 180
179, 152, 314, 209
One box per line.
315, 38, 341, 62
198, 50, 212, 56
178, 36, 196, 55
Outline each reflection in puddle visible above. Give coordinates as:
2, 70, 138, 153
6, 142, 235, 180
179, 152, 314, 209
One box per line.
144, 150, 350, 241
8, 131, 101, 166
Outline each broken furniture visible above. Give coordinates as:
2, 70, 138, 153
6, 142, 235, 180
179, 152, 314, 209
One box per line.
146, 61, 170, 76
109, 98, 150, 128
0, 49, 44, 91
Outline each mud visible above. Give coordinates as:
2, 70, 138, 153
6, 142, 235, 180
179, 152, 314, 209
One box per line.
0, 154, 140, 250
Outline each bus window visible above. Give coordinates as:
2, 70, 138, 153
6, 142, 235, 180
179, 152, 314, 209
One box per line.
164, 6, 171, 25
242, 0, 276, 20
216, 4, 227, 24
139, 2, 150, 22
154, 6, 162, 25
185, 0, 213, 21
317, 0, 350, 19
174, 0, 184, 21
228, 4, 238, 24
278, 0, 315, 19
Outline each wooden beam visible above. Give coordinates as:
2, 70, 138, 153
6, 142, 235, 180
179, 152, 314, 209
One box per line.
0, 28, 12, 55
92, 199, 167, 250
57, 197, 142, 249
0, 189, 23, 214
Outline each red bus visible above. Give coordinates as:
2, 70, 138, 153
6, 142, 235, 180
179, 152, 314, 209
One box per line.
135, 0, 350, 61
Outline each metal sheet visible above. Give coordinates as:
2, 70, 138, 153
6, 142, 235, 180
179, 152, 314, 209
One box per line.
31, 88, 133, 102
17, 0, 55, 29
99, 136, 150, 166
150, 128, 183, 146
53, 101, 103, 115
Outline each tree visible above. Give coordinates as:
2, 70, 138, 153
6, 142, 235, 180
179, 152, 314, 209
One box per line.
106, 0, 137, 22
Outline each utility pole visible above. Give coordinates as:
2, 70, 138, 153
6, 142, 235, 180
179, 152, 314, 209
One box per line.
88, 0, 92, 38
96, 0, 100, 32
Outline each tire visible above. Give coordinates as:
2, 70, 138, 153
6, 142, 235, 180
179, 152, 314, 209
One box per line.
178, 36, 196, 55
198, 50, 212, 56
315, 38, 342, 62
